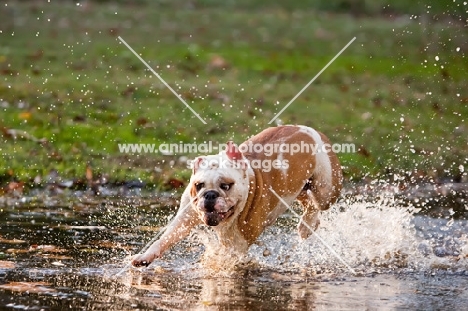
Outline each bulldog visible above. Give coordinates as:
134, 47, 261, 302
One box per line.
132, 125, 342, 267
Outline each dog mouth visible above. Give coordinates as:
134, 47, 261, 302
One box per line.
217, 205, 235, 219
204, 205, 235, 226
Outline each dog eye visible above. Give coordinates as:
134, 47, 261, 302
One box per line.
220, 183, 233, 191
195, 183, 205, 192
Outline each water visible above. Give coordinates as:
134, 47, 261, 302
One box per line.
0, 191, 467, 310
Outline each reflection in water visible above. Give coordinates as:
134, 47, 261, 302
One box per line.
2, 266, 468, 310
0, 194, 467, 310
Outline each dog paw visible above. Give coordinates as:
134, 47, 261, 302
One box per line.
297, 218, 320, 240
131, 252, 158, 267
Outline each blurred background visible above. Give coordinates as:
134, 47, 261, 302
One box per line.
0, 0, 467, 191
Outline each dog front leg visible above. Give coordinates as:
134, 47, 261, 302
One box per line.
132, 196, 200, 267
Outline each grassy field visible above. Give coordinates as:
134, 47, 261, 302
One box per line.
0, 1, 467, 189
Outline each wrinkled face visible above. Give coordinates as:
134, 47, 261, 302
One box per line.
190, 153, 250, 226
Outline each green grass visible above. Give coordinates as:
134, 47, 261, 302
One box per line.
0, 1, 467, 187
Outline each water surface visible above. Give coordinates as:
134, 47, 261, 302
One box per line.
0, 192, 467, 310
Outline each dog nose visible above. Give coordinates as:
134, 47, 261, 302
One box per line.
204, 190, 219, 201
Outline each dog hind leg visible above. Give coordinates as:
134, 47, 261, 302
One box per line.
296, 175, 339, 239
296, 186, 321, 240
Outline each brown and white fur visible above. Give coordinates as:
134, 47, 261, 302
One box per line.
132, 125, 342, 267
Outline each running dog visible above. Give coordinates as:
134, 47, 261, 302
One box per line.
132, 125, 342, 266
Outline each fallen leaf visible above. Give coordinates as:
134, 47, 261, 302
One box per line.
48, 151, 62, 161
121, 86, 135, 97
29, 245, 67, 253
357, 145, 371, 158
27, 49, 44, 61
201, 301, 213, 306
6, 248, 30, 254
3, 181, 24, 195
136, 117, 148, 126
208, 54, 229, 70
107, 27, 120, 36
73, 115, 86, 122
41, 255, 73, 260
1, 127, 47, 143
91, 240, 131, 250
372, 96, 382, 107
62, 225, 106, 230
0, 68, 18, 76
0, 282, 56, 294
0, 260, 15, 269
0, 236, 26, 244
18, 112, 31, 120
86, 165, 93, 183
164, 178, 185, 189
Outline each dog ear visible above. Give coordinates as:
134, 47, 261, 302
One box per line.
192, 157, 204, 174
226, 141, 243, 161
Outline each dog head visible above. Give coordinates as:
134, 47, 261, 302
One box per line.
189, 141, 251, 227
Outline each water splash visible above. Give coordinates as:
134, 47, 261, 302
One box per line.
182, 193, 468, 276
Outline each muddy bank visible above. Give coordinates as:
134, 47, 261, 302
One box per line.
1, 180, 466, 219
